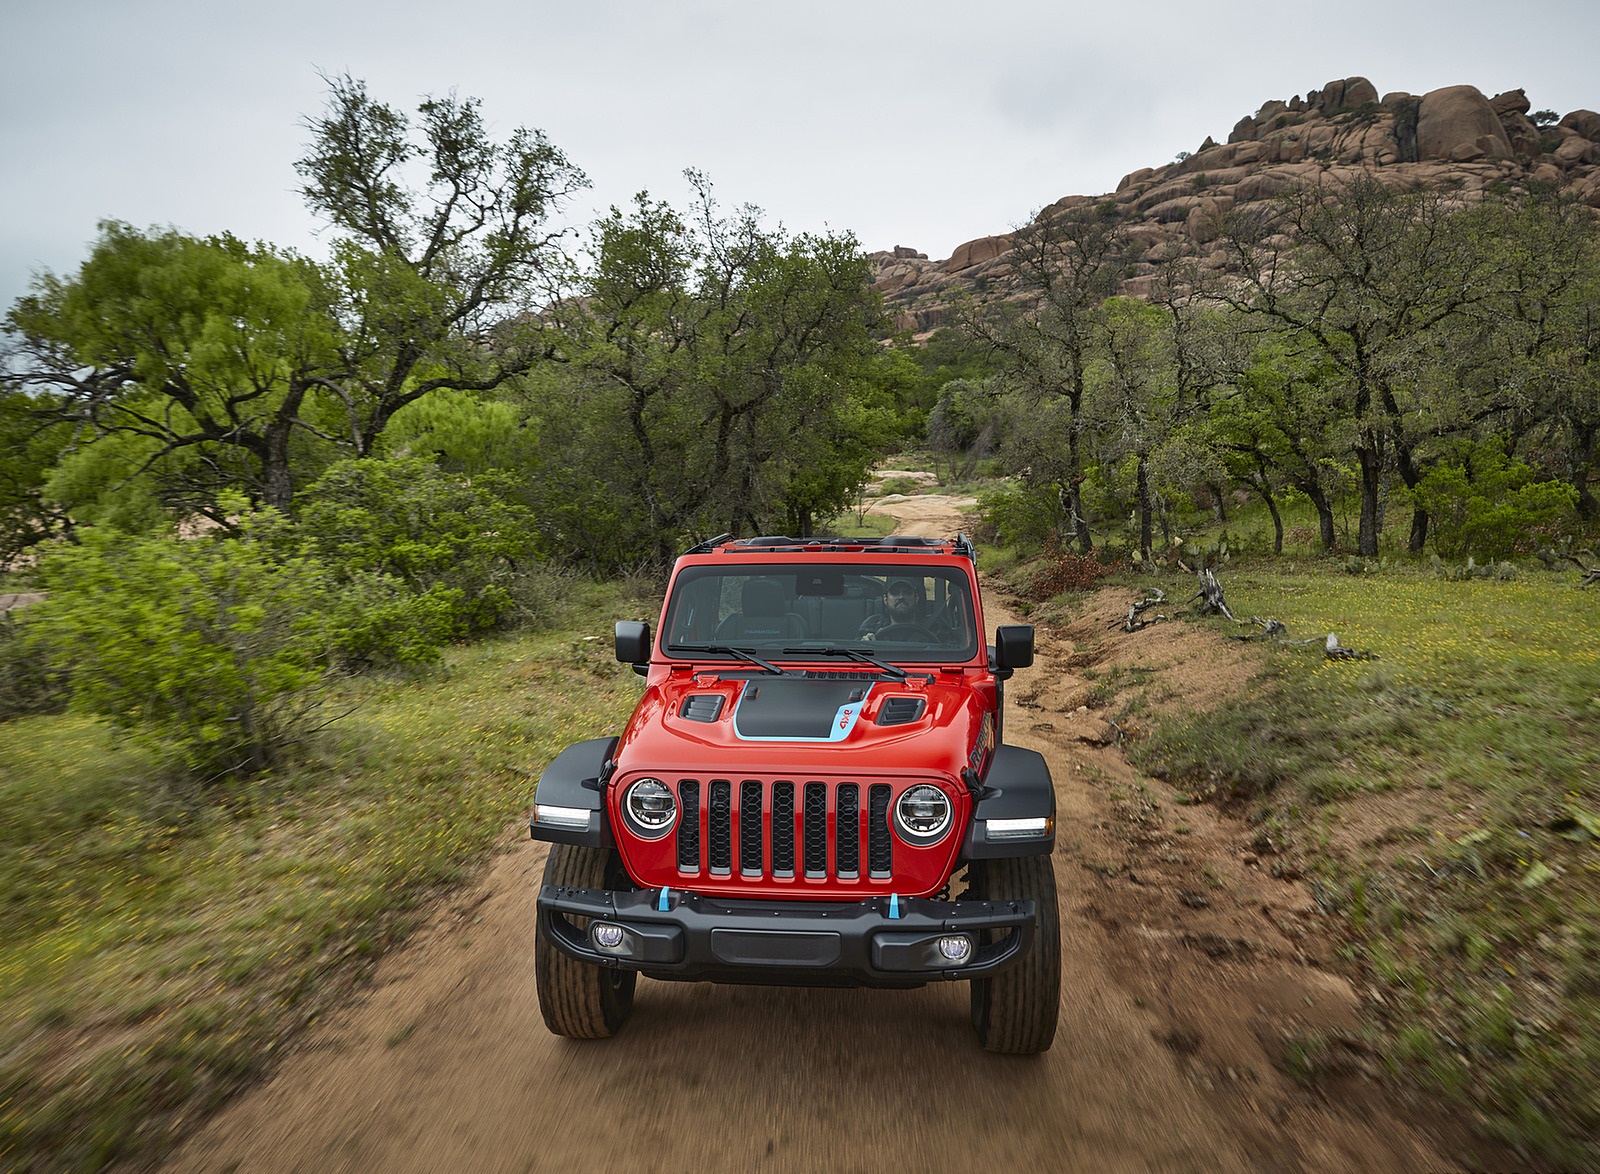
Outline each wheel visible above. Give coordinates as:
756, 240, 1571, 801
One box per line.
967, 854, 1060, 1054
535, 842, 637, 1038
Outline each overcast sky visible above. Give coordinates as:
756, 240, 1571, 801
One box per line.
4, 0, 1598, 309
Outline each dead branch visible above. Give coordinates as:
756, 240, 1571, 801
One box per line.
1113, 587, 1168, 632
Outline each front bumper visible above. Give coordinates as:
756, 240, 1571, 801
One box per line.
538, 885, 1036, 987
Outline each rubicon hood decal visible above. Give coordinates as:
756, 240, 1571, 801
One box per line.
731, 679, 872, 742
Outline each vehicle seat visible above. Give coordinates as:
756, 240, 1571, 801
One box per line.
714, 579, 807, 642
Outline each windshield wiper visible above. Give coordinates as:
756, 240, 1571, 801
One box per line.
667, 643, 786, 675
782, 645, 908, 680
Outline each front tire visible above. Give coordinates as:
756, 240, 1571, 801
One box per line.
967, 854, 1060, 1054
535, 843, 637, 1038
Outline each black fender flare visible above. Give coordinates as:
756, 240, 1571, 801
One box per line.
961, 744, 1056, 860
528, 736, 618, 849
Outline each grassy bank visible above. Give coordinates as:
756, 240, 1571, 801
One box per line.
1123, 564, 1600, 1169
0, 585, 647, 1172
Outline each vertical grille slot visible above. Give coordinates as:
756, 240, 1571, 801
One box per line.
676, 779, 701, 871
708, 780, 733, 875
835, 784, 860, 878
868, 784, 893, 878
739, 780, 764, 876
803, 782, 828, 878
771, 781, 795, 877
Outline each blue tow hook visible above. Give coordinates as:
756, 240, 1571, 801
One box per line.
889, 893, 901, 919
658, 886, 671, 912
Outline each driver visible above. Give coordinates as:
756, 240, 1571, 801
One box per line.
859, 579, 926, 641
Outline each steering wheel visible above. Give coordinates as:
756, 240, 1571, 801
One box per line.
873, 623, 938, 642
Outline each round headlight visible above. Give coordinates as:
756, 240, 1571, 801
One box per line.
895, 784, 952, 842
624, 778, 677, 838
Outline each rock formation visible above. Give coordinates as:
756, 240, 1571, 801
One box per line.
875, 77, 1600, 336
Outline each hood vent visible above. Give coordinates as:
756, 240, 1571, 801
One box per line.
876, 696, 926, 726
681, 694, 725, 723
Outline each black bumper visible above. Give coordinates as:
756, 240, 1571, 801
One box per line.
538, 885, 1036, 988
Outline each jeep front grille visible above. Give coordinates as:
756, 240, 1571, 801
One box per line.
669, 778, 894, 882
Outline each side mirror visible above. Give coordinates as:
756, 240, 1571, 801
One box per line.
615, 621, 651, 670
993, 625, 1034, 673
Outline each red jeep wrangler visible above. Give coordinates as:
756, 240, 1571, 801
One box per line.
529, 535, 1059, 1052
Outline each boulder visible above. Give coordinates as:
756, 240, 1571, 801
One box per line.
1147, 196, 1202, 223
1312, 76, 1378, 113
1117, 166, 1157, 193
891, 246, 927, 260
1489, 89, 1531, 118
1497, 109, 1543, 158
946, 234, 1013, 270
1229, 115, 1258, 144
1416, 85, 1512, 161
1186, 197, 1232, 244
1561, 110, 1600, 141
1554, 135, 1598, 167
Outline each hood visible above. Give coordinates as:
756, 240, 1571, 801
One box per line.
615, 670, 995, 781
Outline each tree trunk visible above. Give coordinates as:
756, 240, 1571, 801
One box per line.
1067, 413, 1093, 554
1357, 445, 1383, 557
1206, 481, 1227, 524
1136, 454, 1153, 560
1259, 482, 1284, 554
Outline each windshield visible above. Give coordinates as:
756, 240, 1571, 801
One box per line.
662, 564, 978, 662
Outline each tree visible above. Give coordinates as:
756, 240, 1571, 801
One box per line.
4, 226, 343, 521
963, 200, 1130, 551
548, 177, 886, 567
1448, 189, 1600, 518
1085, 298, 1181, 559
1214, 342, 1350, 552
2, 78, 588, 533
0, 388, 75, 562
296, 75, 588, 455
1215, 176, 1500, 555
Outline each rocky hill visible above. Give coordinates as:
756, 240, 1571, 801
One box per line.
875, 78, 1600, 336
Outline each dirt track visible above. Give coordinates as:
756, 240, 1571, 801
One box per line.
163, 499, 1464, 1173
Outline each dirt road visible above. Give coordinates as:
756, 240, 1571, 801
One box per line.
164, 500, 1462, 1173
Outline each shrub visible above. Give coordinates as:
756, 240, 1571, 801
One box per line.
1416, 439, 1578, 561
0, 609, 67, 721
978, 481, 1067, 551
296, 457, 540, 638
32, 528, 340, 778
1023, 547, 1122, 600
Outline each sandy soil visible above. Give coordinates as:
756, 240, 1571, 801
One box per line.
161, 498, 1471, 1174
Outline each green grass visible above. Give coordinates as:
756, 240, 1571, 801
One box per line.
0, 584, 646, 1172
1128, 564, 1600, 1169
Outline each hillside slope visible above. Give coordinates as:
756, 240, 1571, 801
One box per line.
876, 76, 1600, 335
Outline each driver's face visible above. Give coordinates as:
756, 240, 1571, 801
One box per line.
884, 583, 919, 620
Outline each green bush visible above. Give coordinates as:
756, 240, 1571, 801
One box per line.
0, 609, 67, 721
33, 528, 339, 777
297, 457, 540, 638
978, 481, 1067, 551
1417, 439, 1578, 561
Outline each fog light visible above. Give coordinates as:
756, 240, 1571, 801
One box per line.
591, 923, 625, 950
936, 934, 974, 964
